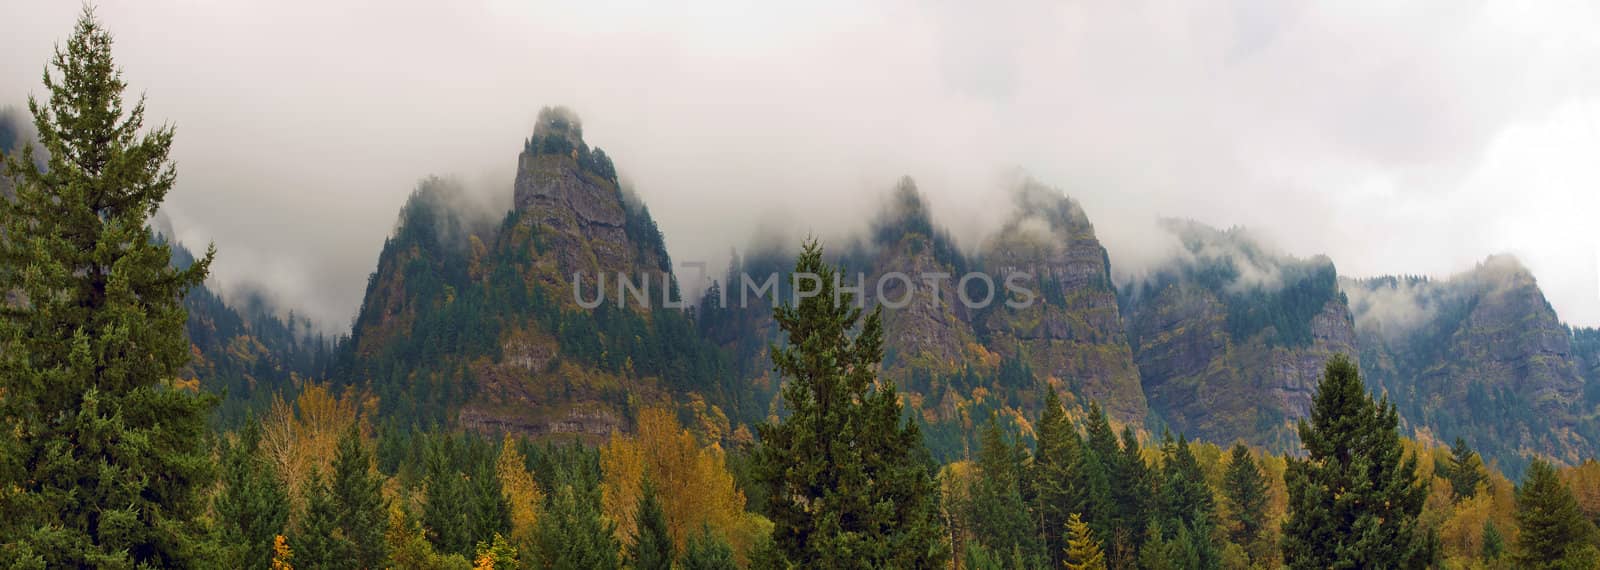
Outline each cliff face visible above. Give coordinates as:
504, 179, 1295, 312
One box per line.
340, 107, 701, 441
975, 182, 1145, 423
1348, 256, 1597, 475
1124, 222, 1356, 451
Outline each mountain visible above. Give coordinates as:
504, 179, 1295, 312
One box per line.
163, 239, 332, 424
333, 107, 738, 440
974, 181, 1146, 424
803, 178, 1149, 458
1346, 255, 1598, 476
1121, 221, 1356, 451
166, 107, 1598, 474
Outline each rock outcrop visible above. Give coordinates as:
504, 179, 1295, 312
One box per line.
1348, 255, 1596, 475
1124, 221, 1355, 450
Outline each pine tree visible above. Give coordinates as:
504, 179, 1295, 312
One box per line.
752, 239, 948, 568
1108, 425, 1152, 563
535, 484, 619, 570
970, 415, 1039, 566
1078, 403, 1118, 540
1514, 459, 1599, 568
1063, 513, 1106, 570
1030, 388, 1083, 568
681, 526, 738, 570
1157, 433, 1218, 569
1482, 519, 1504, 561
628, 479, 674, 570
746, 533, 789, 570
424, 441, 474, 557
215, 418, 292, 567
1441, 437, 1486, 502
0, 7, 217, 567
330, 426, 388, 568
1282, 355, 1434, 568
1221, 442, 1267, 548
295, 470, 354, 570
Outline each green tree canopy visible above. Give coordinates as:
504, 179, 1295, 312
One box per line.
1282, 355, 1434, 568
0, 8, 217, 567
1515, 459, 1599, 569
753, 238, 948, 568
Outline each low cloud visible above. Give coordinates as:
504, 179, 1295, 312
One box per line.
1, 0, 1597, 329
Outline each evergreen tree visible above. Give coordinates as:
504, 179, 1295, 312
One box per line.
214, 419, 291, 567
1077, 403, 1118, 540
1221, 442, 1267, 548
1063, 513, 1106, 570
746, 533, 789, 570
0, 8, 217, 567
752, 239, 948, 568
628, 479, 674, 570
1108, 425, 1152, 562
330, 426, 388, 568
1441, 437, 1486, 502
1282, 355, 1434, 568
295, 470, 354, 570
961, 543, 1004, 570
1030, 388, 1083, 568
1514, 459, 1599, 568
466, 452, 512, 556
1482, 519, 1504, 561
681, 526, 738, 570
424, 443, 474, 556
970, 415, 1039, 567
1157, 433, 1218, 569
534, 484, 619, 570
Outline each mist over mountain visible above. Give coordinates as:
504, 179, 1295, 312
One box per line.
5, 1, 1598, 333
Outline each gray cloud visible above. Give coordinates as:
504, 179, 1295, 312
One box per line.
2, 0, 1598, 331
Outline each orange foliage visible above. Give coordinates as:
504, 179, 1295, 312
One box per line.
260, 381, 372, 511
600, 408, 749, 557
271, 534, 294, 570
496, 435, 545, 544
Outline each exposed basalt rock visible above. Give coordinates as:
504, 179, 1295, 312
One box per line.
1349, 255, 1596, 474
459, 405, 622, 440
1125, 222, 1355, 451
977, 182, 1146, 423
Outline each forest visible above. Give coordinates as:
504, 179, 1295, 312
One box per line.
9, 9, 1600, 570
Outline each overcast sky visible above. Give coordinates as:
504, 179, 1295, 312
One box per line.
3, 0, 1599, 331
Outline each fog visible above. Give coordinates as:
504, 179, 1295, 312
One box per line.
2, 0, 1599, 332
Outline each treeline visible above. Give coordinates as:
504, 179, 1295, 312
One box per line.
11, 9, 1600, 570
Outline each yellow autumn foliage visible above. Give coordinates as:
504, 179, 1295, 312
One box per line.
496, 435, 545, 544
600, 408, 749, 557
260, 381, 372, 514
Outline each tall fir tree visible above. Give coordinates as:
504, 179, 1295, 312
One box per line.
534, 483, 619, 570
1220, 443, 1267, 549
680, 526, 738, 570
1514, 459, 1599, 568
969, 415, 1039, 567
0, 8, 217, 567
1441, 437, 1487, 502
1157, 433, 1218, 569
294, 470, 354, 570
628, 478, 674, 570
1282, 355, 1434, 569
1108, 425, 1153, 564
330, 426, 388, 568
424, 439, 474, 557
1078, 402, 1118, 541
1029, 388, 1083, 568
752, 239, 948, 568
214, 418, 291, 567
